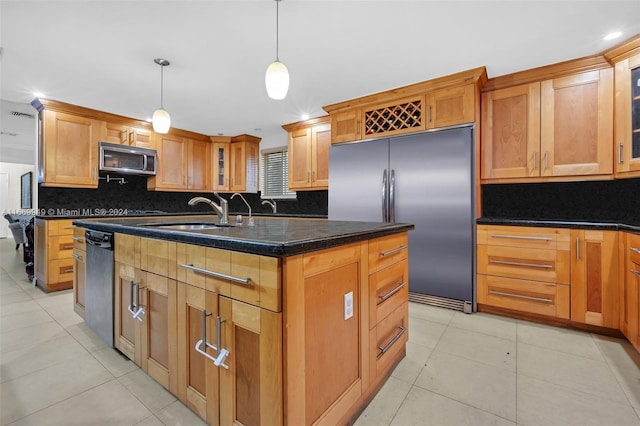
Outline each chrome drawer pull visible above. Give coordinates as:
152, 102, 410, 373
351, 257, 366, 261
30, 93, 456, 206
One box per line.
378, 326, 406, 356
61, 267, 74, 274
489, 290, 553, 304
180, 263, 251, 286
379, 245, 408, 257
72, 253, 83, 261
490, 234, 553, 242
62, 244, 75, 250
378, 282, 406, 303
631, 270, 640, 278
630, 247, 640, 255
489, 259, 553, 269
72, 237, 84, 242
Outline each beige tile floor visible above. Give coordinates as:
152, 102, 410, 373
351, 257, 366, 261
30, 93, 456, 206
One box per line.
1, 237, 639, 425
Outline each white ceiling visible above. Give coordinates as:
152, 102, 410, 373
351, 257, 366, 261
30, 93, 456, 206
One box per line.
1, 0, 639, 147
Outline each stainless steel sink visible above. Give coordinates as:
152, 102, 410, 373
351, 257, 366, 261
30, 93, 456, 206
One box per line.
141, 222, 232, 231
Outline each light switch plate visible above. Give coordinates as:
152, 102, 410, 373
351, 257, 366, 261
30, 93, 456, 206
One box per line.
344, 291, 353, 320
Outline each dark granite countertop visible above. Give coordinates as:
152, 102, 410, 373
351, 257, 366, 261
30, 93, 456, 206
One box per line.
477, 217, 640, 234
37, 211, 327, 221
72, 216, 414, 257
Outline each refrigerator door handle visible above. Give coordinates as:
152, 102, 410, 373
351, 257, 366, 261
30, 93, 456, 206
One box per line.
382, 169, 388, 222
389, 169, 395, 222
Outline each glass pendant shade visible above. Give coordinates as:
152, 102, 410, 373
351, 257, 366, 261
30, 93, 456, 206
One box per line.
152, 108, 171, 134
265, 60, 290, 100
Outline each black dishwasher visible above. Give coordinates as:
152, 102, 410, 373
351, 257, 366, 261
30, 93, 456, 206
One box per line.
85, 230, 115, 347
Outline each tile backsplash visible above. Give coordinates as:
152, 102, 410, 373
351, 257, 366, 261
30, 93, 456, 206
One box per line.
38, 173, 327, 216
482, 178, 640, 224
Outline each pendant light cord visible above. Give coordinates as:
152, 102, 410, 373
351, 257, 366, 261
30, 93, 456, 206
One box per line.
160, 64, 164, 109
276, 0, 280, 61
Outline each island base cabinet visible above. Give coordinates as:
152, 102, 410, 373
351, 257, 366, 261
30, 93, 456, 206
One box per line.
177, 283, 282, 426
177, 283, 220, 425
219, 296, 283, 426
369, 301, 408, 379
140, 272, 177, 394
115, 264, 177, 394
114, 262, 142, 365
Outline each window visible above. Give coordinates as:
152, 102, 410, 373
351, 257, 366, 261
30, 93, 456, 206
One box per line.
261, 148, 296, 199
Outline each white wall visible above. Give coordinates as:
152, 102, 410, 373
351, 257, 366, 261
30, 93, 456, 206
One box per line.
0, 162, 37, 237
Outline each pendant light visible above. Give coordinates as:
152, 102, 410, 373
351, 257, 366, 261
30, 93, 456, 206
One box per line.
265, 0, 289, 100
152, 58, 171, 134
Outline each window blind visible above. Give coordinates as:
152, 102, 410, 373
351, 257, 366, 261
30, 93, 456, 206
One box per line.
261, 149, 296, 198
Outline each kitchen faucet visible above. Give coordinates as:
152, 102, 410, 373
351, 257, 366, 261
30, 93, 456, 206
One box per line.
188, 193, 228, 225
261, 199, 277, 214
231, 193, 254, 226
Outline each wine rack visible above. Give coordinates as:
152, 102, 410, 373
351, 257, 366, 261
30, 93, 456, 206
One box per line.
364, 98, 423, 136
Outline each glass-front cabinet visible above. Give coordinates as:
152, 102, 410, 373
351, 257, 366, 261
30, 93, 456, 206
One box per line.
614, 52, 640, 177
211, 137, 230, 191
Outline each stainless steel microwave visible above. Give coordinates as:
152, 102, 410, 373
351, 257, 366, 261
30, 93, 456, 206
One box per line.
99, 142, 157, 175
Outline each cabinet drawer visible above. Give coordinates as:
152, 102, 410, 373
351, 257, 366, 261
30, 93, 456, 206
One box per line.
629, 233, 640, 264
141, 237, 176, 279
477, 244, 570, 285
369, 301, 408, 379
177, 244, 281, 312
49, 235, 75, 259
73, 227, 86, 251
477, 274, 570, 319
478, 225, 569, 250
48, 258, 74, 283
115, 233, 141, 267
368, 233, 408, 274
369, 260, 408, 329
48, 220, 74, 236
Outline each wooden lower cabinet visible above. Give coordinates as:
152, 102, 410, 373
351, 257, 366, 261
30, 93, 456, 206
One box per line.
72, 226, 86, 318
115, 262, 177, 394
570, 230, 619, 328
112, 231, 410, 425
35, 218, 75, 292
477, 225, 571, 319
622, 232, 640, 352
176, 282, 282, 426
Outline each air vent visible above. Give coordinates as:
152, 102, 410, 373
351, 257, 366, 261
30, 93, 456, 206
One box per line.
9, 111, 35, 119
0, 131, 18, 136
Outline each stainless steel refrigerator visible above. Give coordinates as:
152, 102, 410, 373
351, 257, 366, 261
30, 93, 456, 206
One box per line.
328, 125, 475, 312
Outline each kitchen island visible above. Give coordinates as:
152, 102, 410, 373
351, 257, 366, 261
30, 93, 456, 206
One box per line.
73, 216, 413, 426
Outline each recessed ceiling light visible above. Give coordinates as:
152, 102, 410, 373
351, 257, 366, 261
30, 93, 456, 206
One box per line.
301, 113, 309, 121
603, 31, 622, 41
33, 92, 45, 98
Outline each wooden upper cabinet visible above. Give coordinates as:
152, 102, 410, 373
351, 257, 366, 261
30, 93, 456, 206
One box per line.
211, 136, 231, 191
331, 109, 361, 144
187, 138, 212, 191
149, 134, 212, 192
150, 134, 189, 190
284, 116, 331, 191
323, 67, 487, 144
481, 83, 541, 180
613, 52, 640, 178
229, 135, 260, 193
41, 110, 100, 188
482, 68, 614, 182
425, 83, 475, 129
102, 122, 155, 149
540, 69, 613, 177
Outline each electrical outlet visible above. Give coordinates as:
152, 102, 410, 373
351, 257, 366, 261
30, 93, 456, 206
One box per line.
344, 291, 353, 320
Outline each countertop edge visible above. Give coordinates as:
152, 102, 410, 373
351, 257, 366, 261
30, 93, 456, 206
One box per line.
73, 219, 414, 257
477, 217, 640, 233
